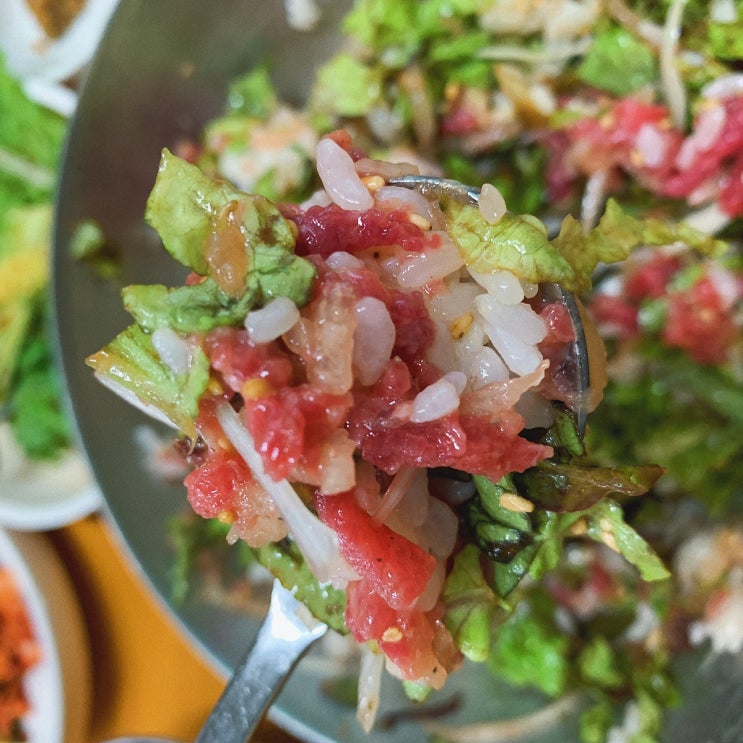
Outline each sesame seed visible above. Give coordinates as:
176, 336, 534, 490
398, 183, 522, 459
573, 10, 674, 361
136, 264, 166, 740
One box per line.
499, 492, 535, 513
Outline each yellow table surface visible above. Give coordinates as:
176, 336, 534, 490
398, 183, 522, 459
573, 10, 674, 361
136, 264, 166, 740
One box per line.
50, 515, 301, 743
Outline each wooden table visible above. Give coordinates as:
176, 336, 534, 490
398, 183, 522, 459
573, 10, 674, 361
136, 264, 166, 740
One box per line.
50, 515, 300, 743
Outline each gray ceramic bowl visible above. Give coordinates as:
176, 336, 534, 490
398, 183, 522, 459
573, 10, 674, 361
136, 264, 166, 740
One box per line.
53, 2, 743, 741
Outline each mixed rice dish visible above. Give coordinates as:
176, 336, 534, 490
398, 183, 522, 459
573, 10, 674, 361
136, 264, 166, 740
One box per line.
86, 1, 743, 741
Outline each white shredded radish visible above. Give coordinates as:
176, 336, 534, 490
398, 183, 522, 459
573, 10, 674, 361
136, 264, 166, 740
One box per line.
442, 370, 467, 395
134, 424, 190, 481
391, 469, 431, 528
244, 296, 300, 343
515, 390, 557, 429
366, 106, 406, 145
478, 182, 507, 224
356, 645, 384, 733
354, 156, 419, 180
316, 138, 374, 211
373, 467, 421, 526
151, 326, 191, 375
694, 103, 728, 149
353, 297, 396, 386
606, 702, 645, 743
325, 251, 364, 270
660, 0, 688, 130
410, 376, 462, 423
521, 280, 539, 298
675, 104, 726, 170
622, 601, 660, 644
689, 581, 743, 654
414, 560, 446, 612
683, 202, 732, 234
215, 401, 359, 586
580, 168, 609, 231
422, 693, 583, 743
421, 497, 459, 559
702, 73, 743, 100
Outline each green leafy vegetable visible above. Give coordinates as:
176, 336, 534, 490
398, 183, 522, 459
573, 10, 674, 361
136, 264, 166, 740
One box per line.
577, 26, 657, 96
5, 296, 71, 458
68, 218, 120, 279
122, 279, 259, 333
581, 500, 670, 582
577, 637, 624, 690
167, 513, 257, 604
551, 200, 727, 294
226, 66, 278, 118
708, 15, 743, 61
257, 540, 347, 633
0, 59, 75, 460
144, 149, 315, 307
0, 204, 51, 401
442, 544, 505, 663
515, 461, 664, 512
445, 203, 575, 286
0, 56, 65, 210
311, 54, 384, 118
488, 597, 569, 697
85, 324, 210, 438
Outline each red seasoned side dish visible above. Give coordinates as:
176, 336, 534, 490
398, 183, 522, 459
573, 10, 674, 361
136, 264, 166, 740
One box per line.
0, 567, 40, 741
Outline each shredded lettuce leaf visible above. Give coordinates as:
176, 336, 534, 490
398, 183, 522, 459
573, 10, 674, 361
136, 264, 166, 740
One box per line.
487, 597, 570, 697
445, 203, 575, 285
86, 324, 210, 439
123, 279, 259, 333
577, 26, 658, 96
225, 66, 278, 119
311, 54, 384, 118
442, 544, 505, 664
144, 149, 315, 307
446, 198, 726, 295
0, 205, 51, 399
0, 58, 70, 460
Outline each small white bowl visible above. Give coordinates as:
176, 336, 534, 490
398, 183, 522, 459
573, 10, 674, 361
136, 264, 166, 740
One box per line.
0, 526, 91, 743
0, 0, 119, 116
0, 422, 101, 531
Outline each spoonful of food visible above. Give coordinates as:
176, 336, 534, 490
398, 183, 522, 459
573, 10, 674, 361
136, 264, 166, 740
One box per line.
386, 173, 601, 436
90, 168, 600, 743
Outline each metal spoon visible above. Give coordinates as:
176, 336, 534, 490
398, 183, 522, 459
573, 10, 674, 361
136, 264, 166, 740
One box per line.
103, 579, 326, 743
387, 174, 593, 434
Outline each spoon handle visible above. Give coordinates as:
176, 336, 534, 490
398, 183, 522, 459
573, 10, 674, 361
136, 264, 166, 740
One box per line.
194, 579, 328, 743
